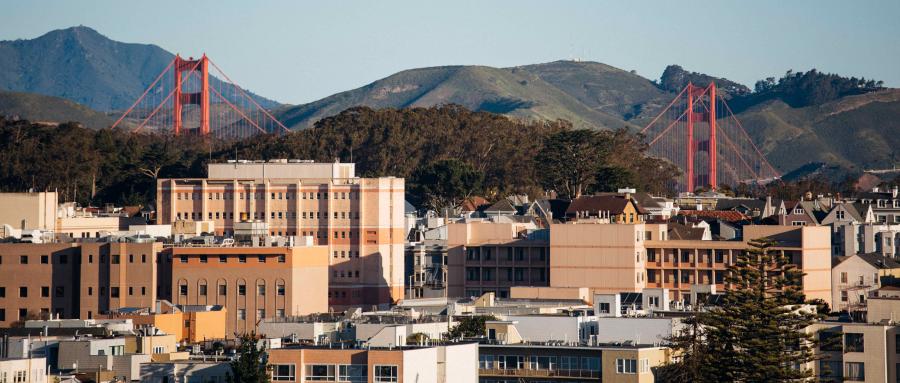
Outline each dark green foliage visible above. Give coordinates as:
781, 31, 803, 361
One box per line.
409, 159, 484, 213
658, 65, 751, 95
448, 315, 496, 338
662, 239, 821, 383
0, 90, 114, 130
227, 334, 269, 383
749, 69, 884, 108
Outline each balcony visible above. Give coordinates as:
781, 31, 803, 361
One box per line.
479, 368, 600, 380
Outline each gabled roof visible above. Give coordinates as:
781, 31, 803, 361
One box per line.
565, 195, 635, 216
460, 196, 490, 212
483, 199, 517, 214
836, 253, 900, 269
667, 223, 706, 240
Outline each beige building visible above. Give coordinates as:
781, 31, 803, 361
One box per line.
170, 245, 329, 335
0, 192, 57, 234
447, 220, 549, 298
811, 296, 900, 382
550, 223, 832, 305
0, 357, 48, 383
157, 160, 405, 308
267, 342, 478, 382
831, 253, 900, 314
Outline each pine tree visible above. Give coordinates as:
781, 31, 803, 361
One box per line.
663, 238, 821, 382
227, 333, 270, 383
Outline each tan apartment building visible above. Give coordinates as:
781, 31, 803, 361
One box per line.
170, 245, 329, 335
447, 220, 549, 298
157, 160, 405, 308
267, 342, 478, 382
546, 223, 832, 306
811, 296, 900, 382
0, 242, 168, 327
0, 192, 57, 233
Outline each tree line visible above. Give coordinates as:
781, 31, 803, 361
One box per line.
0, 105, 680, 210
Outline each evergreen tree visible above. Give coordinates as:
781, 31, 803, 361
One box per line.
227, 333, 270, 383
663, 238, 821, 382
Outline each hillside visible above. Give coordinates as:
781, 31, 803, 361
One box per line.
0, 26, 279, 112
274, 61, 666, 130
0, 90, 114, 129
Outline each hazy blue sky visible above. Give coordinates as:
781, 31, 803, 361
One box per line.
1, 0, 898, 104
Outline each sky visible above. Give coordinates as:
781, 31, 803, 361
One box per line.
1, 0, 898, 105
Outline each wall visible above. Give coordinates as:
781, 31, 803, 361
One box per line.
595, 317, 681, 344
440, 343, 478, 383
0, 357, 48, 383
0, 192, 56, 231
402, 347, 438, 383
0, 243, 81, 326
550, 223, 645, 294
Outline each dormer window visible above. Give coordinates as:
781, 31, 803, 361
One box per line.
878, 200, 885, 208
795, 208, 804, 214
836, 210, 845, 220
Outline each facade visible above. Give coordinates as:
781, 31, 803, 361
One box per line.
478, 343, 670, 383
170, 245, 329, 335
0, 192, 57, 233
0, 242, 166, 327
547, 223, 833, 305
156, 160, 405, 308
447, 221, 549, 298
112, 306, 227, 343
831, 253, 900, 314
140, 360, 231, 383
266, 342, 478, 383
0, 357, 48, 383
405, 240, 448, 299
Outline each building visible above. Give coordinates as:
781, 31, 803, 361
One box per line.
56, 337, 150, 381
170, 244, 329, 335
156, 160, 406, 308
564, 195, 644, 223
266, 342, 478, 382
856, 186, 900, 224
811, 296, 900, 382
447, 220, 550, 298
0, 357, 48, 383
547, 223, 833, 306
478, 342, 670, 383
831, 253, 900, 315
140, 360, 231, 383
0, 241, 167, 327
110, 304, 227, 343
0, 192, 57, 234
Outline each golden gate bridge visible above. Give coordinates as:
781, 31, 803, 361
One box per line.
640, 82, 780, 192
111, 54, 289, 139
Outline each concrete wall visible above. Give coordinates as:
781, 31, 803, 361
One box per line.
0, 357, 48, 383
503, 315, 584, 343
595, 317, 681, 344
440, 343, 478, 383
140, 361, 231, 383
0, 192, 56, 232
402, 347, 438, 383
550, 223, 645, 294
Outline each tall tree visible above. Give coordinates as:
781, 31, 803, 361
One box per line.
227, 333, 270, 383
663, 238, 821, 382
408, 159, 484, 213
536, 129, 611, 198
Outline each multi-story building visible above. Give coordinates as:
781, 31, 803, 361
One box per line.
546, 222, 833, 306
156, 160, 405, 308
811, 295, 900, 383
0, 242, 167, 327
170, 244, 329, 335
405, 240, 448, 299
0, 192, 57, 233
831, 253, 900, 315
447, 220, 550, 298
0, 357, 48, 383
856, 186, 900, 224
478, 341, 669, 383
266, 342, 478, 382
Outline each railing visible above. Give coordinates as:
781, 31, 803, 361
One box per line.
479, 368, 600, 379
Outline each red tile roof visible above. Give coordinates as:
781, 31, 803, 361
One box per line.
678, 210, 749, 222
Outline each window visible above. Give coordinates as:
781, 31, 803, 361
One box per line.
845, 362, 865, 381
258, 255, 266, 263
20, 255, 27, 264
374, 365, 398, 382
219, 285, 227, 295
111, 287, 120, 298
845, 333, 864, 352
841, 272, 848, 283
598, 302, 610, 314
276, 309, 285, 318
257, 284, 266, 296
19, 286, 27, 298
112, 255, 120, 264
0, 287, 5, 297
278, 255, 286, 263
180, 255, 187, 263
272, 364, 295, 381
479, 355, 495, 369
836, 210, 845, 220
41, 255, 48, 264
40, 286, 49, 297
239, 255, 247, 263
179, 285, 187, 296
338, 365, 367, 382
199, 284, 207, 296
237, 309, 246, 320
220, 255, 227, 263
55, 286, 64, 298
306, 365, 335, 381
277, 284, 285, 296
616, 358, 637, 374
200, 255, 207, 263
238, 284, 246, 296
256, 309, 265, 319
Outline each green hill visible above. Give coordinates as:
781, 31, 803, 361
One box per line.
0, 26, 279, 112
0, 90, 114, 129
